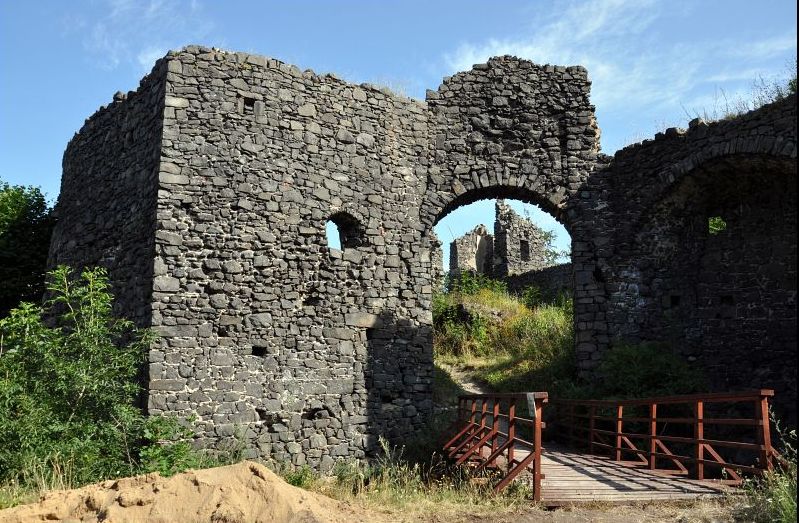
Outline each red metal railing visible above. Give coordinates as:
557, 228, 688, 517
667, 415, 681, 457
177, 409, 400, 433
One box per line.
551, 390, 779, 484
443, 392, 547, 498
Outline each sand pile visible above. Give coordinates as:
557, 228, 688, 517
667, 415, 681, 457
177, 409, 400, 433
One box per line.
0, 461, 382, 523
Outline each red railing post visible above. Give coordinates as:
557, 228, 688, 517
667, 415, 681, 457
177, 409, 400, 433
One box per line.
533, 397, 543, 502
695, 400, 704, 480
649, 403, 657, 470
757, 394, 773, 470
568, 403, 574, 445
508, 398, 516, 466
491, 398, 500, 465
615, 404, 623, 461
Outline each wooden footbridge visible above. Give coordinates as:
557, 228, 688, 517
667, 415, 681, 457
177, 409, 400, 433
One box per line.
443, 390, 780, 505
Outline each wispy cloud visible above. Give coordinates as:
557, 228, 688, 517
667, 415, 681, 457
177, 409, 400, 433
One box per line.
65, 0, 215, 72
440, 0, 797, 152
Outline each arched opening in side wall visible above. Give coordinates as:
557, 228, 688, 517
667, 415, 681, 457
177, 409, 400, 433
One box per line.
427, 187, 578, 407
325, 211, 366, 252
635, 154, 797, 425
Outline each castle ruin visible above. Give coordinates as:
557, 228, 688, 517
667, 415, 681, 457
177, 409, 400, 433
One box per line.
448, 200, 572, 296
49, 46, 797, 468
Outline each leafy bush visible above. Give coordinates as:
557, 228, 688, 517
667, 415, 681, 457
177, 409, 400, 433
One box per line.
0, 266, 151, 486
283, 465, 318, 489
740, 423, 797, 523
139, 416, 221, 477
520, 285, 544, 309
444, 271, 507, 296
0, 266, 212, 501
0, 181, 55, 317
594, 342, 704, 399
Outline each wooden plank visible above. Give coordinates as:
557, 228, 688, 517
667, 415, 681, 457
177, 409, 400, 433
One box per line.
534, 445, 731, 504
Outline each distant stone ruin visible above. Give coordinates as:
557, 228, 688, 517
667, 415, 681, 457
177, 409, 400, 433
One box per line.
448, 200, 572, 296
49, 45, 797, 468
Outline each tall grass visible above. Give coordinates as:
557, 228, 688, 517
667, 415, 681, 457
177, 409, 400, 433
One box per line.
281, 437, 531, 515
434, 276, 576, 396
739, 423, 797, 523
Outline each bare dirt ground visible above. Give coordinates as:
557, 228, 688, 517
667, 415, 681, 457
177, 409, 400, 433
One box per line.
0, 461, 738, 523
425, 501, 735, 523
0, 461, 382, 523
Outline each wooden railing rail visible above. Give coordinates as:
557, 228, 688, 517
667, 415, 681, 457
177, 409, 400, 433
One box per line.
443, 392, 548, 499
551, 390, 778, 484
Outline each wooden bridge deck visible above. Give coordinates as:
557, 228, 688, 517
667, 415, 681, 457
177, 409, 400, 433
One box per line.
447, 392, 770, 506
535, 445, 730, 505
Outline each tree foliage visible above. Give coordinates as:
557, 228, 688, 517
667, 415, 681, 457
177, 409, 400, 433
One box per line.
0, 181, 55, 316
0, 266, 212, 491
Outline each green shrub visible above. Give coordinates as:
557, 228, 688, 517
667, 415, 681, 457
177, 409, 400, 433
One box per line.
740, 423, 796, 523
445, 271, 507, 296
595, 342, 703, 399
520, 285, 544, 309
0, 266, 213, 500
283, 465, 318, 489
139, 416, 219, 477
0, 266, 151, 485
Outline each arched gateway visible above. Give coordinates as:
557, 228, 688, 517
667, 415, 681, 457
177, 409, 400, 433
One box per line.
49, 46, 796, 469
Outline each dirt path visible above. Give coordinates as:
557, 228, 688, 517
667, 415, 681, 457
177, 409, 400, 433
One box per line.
438, 362, 491, 395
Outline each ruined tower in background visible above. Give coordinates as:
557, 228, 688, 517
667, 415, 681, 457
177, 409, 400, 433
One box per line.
447, 200, 573, 297
448, 224, 493, 276
493, 200, 556, 277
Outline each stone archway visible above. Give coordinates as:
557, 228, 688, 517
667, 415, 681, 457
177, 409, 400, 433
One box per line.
419, 56, 609, 378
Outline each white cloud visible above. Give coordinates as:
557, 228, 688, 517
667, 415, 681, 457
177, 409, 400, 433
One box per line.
440, 0, 797, 152
68, 0, 215, 72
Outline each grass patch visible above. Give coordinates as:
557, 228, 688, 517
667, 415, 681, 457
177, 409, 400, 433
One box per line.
434, 274, 576, 396
280, 437, 532, 517
738, 423, 797, 523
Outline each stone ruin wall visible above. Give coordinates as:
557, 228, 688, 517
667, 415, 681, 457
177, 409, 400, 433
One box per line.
149, 48, 437, 467
447, 200, 574, 298
598, 100, 797, 423
51, 45, 797, 468
493, 199, 556, 276
49, 63, 167, 327
448, 224, 493, 275
505, 263, 573, 297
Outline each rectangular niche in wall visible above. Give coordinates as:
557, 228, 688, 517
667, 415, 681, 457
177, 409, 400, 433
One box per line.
520, 239, 530, 262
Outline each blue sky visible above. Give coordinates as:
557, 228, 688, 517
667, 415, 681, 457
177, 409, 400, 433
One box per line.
1, 0, 796, 266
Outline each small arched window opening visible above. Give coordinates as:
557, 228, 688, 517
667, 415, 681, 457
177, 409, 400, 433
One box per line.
325, 212, 365, 251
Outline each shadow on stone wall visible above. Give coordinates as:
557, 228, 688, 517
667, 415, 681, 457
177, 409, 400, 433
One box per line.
363, 311, 434, 457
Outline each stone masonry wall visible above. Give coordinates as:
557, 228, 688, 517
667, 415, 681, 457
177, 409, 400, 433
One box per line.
50, 45, 796, 470
448, 224, 493, 275
493, 199, 554, 276
148, 47, 433, 468
598, 97, 797, 423
506, 263, 573, 297
51, 63, 167, 327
